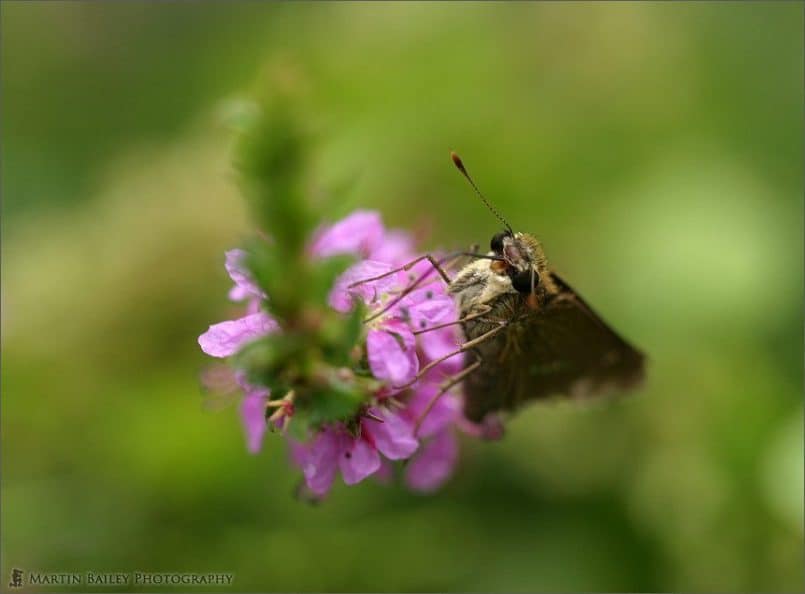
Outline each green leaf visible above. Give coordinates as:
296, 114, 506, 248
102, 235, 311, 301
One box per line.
320, 305, 366, 368
234, 100, 313, 258
304, 381, 365, 427
233, 333, 304, 392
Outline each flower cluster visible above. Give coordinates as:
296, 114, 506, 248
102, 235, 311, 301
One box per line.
199, 210, 493, 497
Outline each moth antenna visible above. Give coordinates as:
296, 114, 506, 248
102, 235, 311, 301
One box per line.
450, 151, 513, 234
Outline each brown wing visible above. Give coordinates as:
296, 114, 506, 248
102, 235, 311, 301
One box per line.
463, 272, 645, 422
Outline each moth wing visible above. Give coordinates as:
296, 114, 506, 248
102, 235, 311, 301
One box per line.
530, 272, 645, 395
463, 272, 645, 421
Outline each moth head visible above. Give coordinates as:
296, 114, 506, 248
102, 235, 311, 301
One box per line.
490, 230, 544, 294
450, 152, 550, 297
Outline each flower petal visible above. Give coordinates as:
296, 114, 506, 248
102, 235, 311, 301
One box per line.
287, 438, 309, 468
363, 408, 418, 460
338, 437, 381, 485
369, 229, 415, 265
406, 384, 461, 438
367, 324, 419, 385
457, 413, 505, 441
405, 430, 458, 492
403, 292, 456, 331
228, 285, 250, 303
419, 325, 465, 374
302, 429, 341, 496
309, 210, 385, 259
405, 255, 449, 285
200, 363, 239, 394
225, 249, 265, 300
328, 260, 397, 313
240, 387, 269, 454
373, 459, 395, 485
245, 298, 262, 315
198, 312, 278, 358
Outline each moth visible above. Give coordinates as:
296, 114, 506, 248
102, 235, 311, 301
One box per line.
446, 153, 645, 422
355, 153, 645, 427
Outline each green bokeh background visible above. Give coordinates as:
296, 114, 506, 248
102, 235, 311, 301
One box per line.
2, 2, 803, 592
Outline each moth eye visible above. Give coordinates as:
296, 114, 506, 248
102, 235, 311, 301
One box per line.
510, 268, 539, 293
490, 232, 509, 253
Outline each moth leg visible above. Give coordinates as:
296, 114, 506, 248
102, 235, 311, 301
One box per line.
348, 244, 484, 290
393, 247, 496, 298
393, 321, 508, 390
357, 249, 501, 324
363, 253, 468, 324
371, 244, 499, 325
443, 243, 480, 275
412, 304, 492, 336
414, 356, 482, 436
348, 254, 451, 289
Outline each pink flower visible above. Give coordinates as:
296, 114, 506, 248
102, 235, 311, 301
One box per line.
404, 382, 462, 438
327, 260, 398, 314
308, 210, 386, 260
366, 321, 419, 386
420, 328, 465, 382
294, 407, 418, 496
312, 210, 469, 492
200, 366, 276, 455
198, 311, 277, 358
309, 209, 423, 267
401, 382, 463, 492
238, 378, 271, 454
198, 250, 277, 358
316, 209, 456, 335
329, 262, 456, 387
401, 287, 457, 333
405, 429, 459, 492
225, 249, 266, 303
369, 229, 417, 265
457, 413, 506, 441
200, 208, 485, 495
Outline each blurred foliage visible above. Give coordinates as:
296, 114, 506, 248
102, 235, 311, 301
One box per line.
1, 2, 802, 592
230, 85, 381, 431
